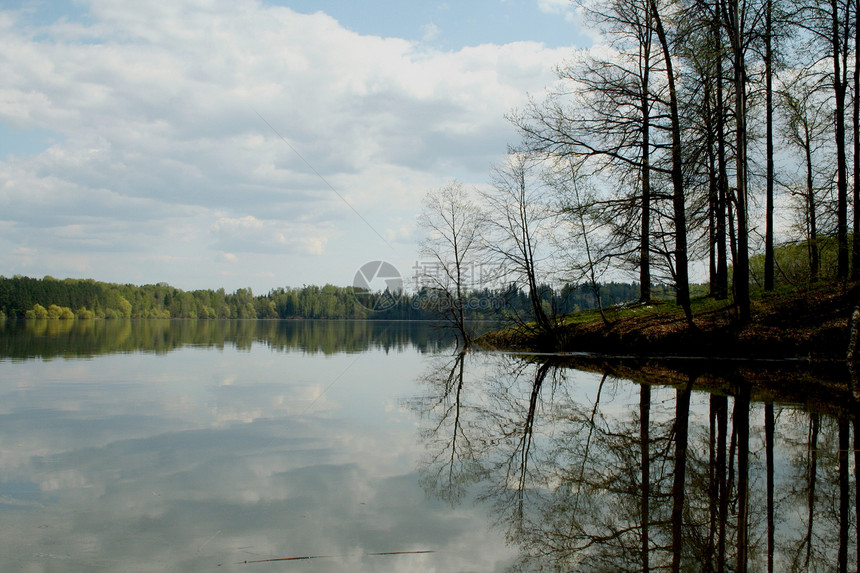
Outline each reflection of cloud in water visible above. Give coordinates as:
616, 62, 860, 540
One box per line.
0, 340, 516, 572
1, 417, 515, 572
208, 382, 338, 425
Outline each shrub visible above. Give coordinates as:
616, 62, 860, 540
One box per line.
26, 303, 49, 319
75, 307, 94, 319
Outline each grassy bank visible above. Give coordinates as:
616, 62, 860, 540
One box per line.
477, 281, 860, 360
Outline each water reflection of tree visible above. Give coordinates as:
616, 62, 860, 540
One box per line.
0, 319, 457, 359
415, 354, 858, 572
512, 374, 679, 572
779, 409, 856, 573
413, 350, 486, 505
479, 357, 557, 548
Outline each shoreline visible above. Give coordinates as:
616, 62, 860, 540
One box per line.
475, 281, 860, 362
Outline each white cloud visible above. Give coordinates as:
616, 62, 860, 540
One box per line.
218, 252, 238, 263
210, 215, 331, 255
421, 21, 441, 42
537, 0, 572, 14
0, 0, 575, 291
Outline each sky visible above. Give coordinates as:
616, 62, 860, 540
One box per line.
0, 0, 595, 294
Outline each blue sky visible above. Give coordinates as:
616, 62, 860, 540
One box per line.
0, 0, 594, 294
280, 0, 592, 49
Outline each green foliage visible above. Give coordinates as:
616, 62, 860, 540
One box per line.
116, 295, 132, 318
25, 303, 49, 319
0, 275, 653, 321
75, 307, 94, 319
39, 304, 75, 319
749, 237, 841, 289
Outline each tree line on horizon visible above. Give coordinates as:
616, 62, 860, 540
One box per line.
0, 274, 661, 321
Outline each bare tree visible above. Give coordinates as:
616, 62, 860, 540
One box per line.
778, 74, 835, 283
549, 160, 614, 325
719, 0, 757, 321
417, 181, 482, 346
650, 0, 694, 325
795, 0, 852, 279
853, 0, 860, 280
513, 0, 666, 304
679, 0, 731, 301
482, 154, 557, 341
764, 0, 776, 290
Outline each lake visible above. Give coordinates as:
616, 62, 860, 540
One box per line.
0, 319, 856, 572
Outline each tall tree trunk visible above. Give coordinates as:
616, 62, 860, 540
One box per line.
853, 0, 860, 280
725, 0, 751, 321
806, 139, 819, 282
651, 0, 693, 326
715, 18, 729, 300
514, 164, 554, 339
709, 163, 718, 297
640, 40, 653, 304
832, 0, 849, 279
764, 0, 775, 291
452, 219, 469, 345
704, 62, 721, 299
639, 0, 654, 303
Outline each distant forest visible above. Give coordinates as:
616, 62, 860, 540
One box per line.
0, 275, 671, 320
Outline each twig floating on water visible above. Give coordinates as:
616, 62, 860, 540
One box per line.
369, 551, 435, 556
239, 550, 434, 564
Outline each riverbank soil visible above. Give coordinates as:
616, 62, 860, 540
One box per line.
479, 281, 860, 360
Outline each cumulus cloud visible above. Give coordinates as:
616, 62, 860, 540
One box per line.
0, 0, 577, 290
210, 214, 331, 255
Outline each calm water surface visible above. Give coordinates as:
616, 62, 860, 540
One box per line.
0, 319, 857, 571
